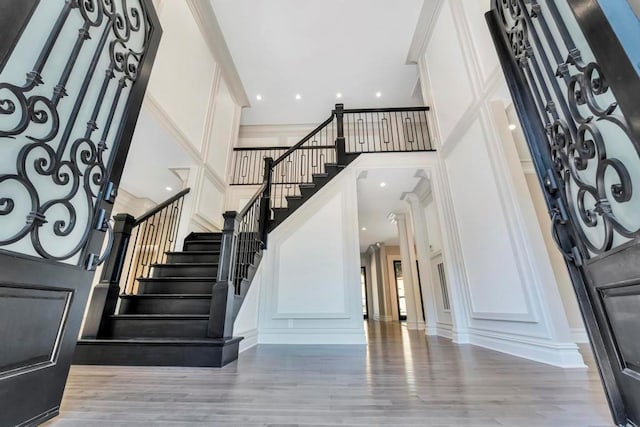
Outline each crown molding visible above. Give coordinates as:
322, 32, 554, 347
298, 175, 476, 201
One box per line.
406, 0, 445, 64
186, 0, 250, 107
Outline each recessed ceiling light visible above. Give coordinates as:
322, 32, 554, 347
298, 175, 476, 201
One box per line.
375, 91, 382, 98
165, 186, 173, 191
361, 227, 367, 231
256, 94, 262, 101
336, 92, 343, 99
295, 93, 302, 100
379, 182, 387, 187
508, 123, 517, 130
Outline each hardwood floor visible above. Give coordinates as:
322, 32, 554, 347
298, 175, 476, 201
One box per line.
47, 322, 613, 426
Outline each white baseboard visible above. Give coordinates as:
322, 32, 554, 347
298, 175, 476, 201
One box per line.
258, 329, 366, 345
570, 328, 589, 344
237, 328, 258, 353
452, 330, 470, 344
435, 323, 452, 339
405, 320, 426, 330
468, 328, 587, 368
425, 323, 439, 336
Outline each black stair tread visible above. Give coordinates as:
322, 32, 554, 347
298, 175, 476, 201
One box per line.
166, 250, 220, 255
137, 277, 216, 282
119, 294, 212, 299
312, 173, 329, 178
186, 232, 223, 237
285, 195, 303, 200
77, 337, 241, 346
109, 314, 208, 319
150, 262, 218, 267
299, 183, 315, 189
138, 276, 217, 281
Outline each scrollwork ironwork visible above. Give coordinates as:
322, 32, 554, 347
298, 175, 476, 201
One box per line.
496, 0, 640, 257
0, 0, 151, 263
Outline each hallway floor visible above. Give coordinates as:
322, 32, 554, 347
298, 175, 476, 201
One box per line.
48, 322, 612, 426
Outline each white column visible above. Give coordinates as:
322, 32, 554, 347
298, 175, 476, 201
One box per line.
403, 192, 439, 335
374, 243, 394, 321
392, 213, 425, 330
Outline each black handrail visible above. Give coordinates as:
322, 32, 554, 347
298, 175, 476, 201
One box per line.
239, 182, 267, 217
233, 144, 336, 152
343, 106, 430, 113
134, 188, 191, 225
272, 114, 335, 167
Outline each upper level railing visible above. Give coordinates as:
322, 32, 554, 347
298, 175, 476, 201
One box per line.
231, 105, 432, 185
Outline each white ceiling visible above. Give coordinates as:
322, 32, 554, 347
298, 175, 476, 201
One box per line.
119, 108, 196, 204
357, 167, 423, 252
211, 0, 425, 125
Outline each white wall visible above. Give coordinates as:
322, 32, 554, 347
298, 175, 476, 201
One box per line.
123, 1, 243, 235
255, 168, 366, 344
233, 262, 263, 352
412, 0, 584, 367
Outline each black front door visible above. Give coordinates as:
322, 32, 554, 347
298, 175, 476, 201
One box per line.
0, 1, 160, 425
487, 1, 640, 425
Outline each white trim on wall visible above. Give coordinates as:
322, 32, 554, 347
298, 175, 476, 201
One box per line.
185, 0, 250, 107
570, 328, 589, 344
406, 0, 445, 64
143, 94, 229, 189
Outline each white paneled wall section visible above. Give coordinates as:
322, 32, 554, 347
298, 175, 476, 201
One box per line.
409, 0, 585, 367
140, 0, 245, 242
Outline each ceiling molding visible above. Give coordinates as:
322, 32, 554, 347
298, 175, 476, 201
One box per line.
185, 0, 250, 107
143, 94, 228, 188
406, 0, 445, 64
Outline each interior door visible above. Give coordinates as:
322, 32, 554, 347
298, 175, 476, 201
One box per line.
0, 1, 160, 425
486, 0, 640, 425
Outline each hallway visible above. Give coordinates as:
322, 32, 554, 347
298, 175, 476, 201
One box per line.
48, 322, 612, 426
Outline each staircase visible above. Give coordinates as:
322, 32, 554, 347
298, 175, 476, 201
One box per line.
75, 233, 246, 367
269, 158, 359, 230
75, 104, 432, 367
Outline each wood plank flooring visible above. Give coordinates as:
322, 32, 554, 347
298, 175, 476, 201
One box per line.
46, 322, 613, 426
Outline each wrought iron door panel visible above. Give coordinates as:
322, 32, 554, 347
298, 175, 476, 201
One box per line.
0, 0, 151, 265
488, 0, 640, 425
0, 1, 160, 425
493, 0, 639, 257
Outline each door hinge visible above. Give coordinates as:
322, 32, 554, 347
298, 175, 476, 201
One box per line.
543, 169, 558, 195
570, 246, 583, 267
85, 208, 114, 270
104, 181, 117, 204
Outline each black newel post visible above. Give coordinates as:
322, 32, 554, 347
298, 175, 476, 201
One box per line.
335, 103, 347, 166
208, 211, 238, 338
259, 156, 273, 248
82, 213, 135, 338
